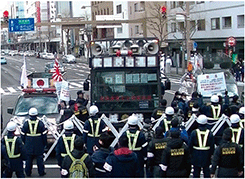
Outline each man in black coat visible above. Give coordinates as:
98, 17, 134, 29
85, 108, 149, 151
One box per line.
76, 90, 88, 107
21, 108, 47, 177
210, 128, 244, 178
91, 131, 114, 177
159, 130, 191, 178
2, 121, 27, 178
61, 137, 95, 178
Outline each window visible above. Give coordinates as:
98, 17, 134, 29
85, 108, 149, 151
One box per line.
107, 8, 109, 15
116, 4, 122, 14
197, 19, 205, 31
222, 16, 231, 29
134, 3, 139, 12
196, 1, 205, 4
171, 23, 176, 32
211, 18, 220, 30
101, 9, 103, 15
171, 1, 176, 9
178, 22, 185, 31
135, 25, 139, 34
117, 27, 122, 34
130, 6, 132, 15
104, 9, 106, 15
178, 1, 184, 7
237, 15, 244, 28
130, 28, 133, 36
190, 20, 196, 31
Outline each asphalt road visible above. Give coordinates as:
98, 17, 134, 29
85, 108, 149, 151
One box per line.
1, 55, 243, 178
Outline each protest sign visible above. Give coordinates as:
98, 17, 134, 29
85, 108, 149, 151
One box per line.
197, 72, 226, 97
60, 80, 70, 102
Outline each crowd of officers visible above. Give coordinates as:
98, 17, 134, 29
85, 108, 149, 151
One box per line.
1, 90, 244, 178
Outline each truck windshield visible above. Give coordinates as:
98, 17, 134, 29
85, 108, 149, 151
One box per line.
92, 70, 159, 111
14, 96, 59, 116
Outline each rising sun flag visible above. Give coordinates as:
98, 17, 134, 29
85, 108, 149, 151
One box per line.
52, 58, 63, 82
20, 55, 28, 88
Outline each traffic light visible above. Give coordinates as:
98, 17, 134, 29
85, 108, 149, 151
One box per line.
3, 10, 9, 23
161, 6, 167, 19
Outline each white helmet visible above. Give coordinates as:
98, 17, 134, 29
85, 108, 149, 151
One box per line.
7, 121, 17, 132
230, 114, 240, 124
239, 107, 245, 115
29, 107, 38, 116
128, 114, 138, 125
165, 107, 174, 115
196, 115, 207, 124
211, 95, 219, 103
89, 105, 99, 116
63, 120, 74, 130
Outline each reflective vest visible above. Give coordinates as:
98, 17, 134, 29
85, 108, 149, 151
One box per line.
126, 130, 141, 151
239, 119, 244, 128
230, 127, 243, 147
210, 105, 221, 119
88, 118, 101, 137
193, 129, 211, 150
61, 134, 76, 157
4, 136, 21, 158
26, 119, 41, 136
163, 118, 172, 132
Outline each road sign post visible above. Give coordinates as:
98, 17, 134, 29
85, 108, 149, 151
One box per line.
9, 18, 35, 32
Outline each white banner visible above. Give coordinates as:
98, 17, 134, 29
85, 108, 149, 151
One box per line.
59, 80, 70, 102
197, 72, 227, 97
55, 81, 63, 100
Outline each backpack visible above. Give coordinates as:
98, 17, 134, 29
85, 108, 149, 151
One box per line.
69, 153, 89, 178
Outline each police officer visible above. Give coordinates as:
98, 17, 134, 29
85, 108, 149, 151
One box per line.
159, 107, 175, 133
61, 137, 95, 177
238, 106, 245, 127
2, 121, 26, 178
121, 114, 148, 177
188, 115, 215, 178
56, 120, 80, 169
21, 107, 47, 177
229, 95, 242, 115
74, 99, 89, 123
229, 114, 244, 151
147, 126, 169, 177
151, 99, 167, 120
91, 131, 114, 177
76, 90, 88, 107
201, 95, 223, 120
210, 128, 244, 178
159, 130, 191, 177
83, 105, 107, 155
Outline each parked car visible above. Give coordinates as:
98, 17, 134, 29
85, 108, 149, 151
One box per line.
45, 61, 66, 74
45, 53, 55, 60
19, 51, 24, 56
9, 50, 18, 56
62, 54, 76, 63
40, 52, 47, 59
1, 56, 7, 64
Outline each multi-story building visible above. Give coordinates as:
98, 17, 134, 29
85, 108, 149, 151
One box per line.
167, 1, 244, 61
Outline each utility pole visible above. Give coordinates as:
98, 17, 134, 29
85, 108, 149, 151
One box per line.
186, 2, 191, 72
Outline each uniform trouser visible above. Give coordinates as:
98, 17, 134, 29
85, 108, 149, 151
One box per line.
5, 168, 25, 178
25, 154, 45, 176
153, 165, 166, 178
193, 166, 210, 178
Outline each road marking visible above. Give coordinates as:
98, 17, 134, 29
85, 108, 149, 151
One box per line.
17, 86, 22, 90
165, 90, 176, 95
76, 72, 85, 76
0, 88, 6, 94
69, 82, 83, 88
7, 87, 17, 93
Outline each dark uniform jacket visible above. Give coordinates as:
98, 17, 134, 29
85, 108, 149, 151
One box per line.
230, 124, 244, 151
83, 116, 106, 154
151, 107, 166, 120
147, 135, 169, 166
159, 115, 173, 133
21, 118, 47, 155
161, 138, 191, 177
61, 149, 95, 178
104, 147, 140, 177
1, 132, 27, 172
210, 140, 244, 178
188, 125, 215, 167
55, 131, 80, 167
91, 147, 113, 177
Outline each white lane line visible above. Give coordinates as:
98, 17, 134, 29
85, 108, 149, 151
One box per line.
17, 86, 22, 90
165, 90, 176, 95
69, 82, 83, 88
0, 88, 6, 94
7, 87, 17, 93
76, 72, 85, 76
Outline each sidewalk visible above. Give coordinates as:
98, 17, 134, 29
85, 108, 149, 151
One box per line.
76, 56, 89, 64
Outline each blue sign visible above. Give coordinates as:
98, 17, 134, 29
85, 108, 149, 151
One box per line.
9, 18, 35, 32
193, 41, 198, 49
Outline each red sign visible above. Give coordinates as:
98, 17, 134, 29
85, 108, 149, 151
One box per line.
3, 10, 9, 18
36, 1, 41, 23
227, 36, 236, 47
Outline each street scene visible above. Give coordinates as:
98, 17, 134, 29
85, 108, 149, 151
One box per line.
1, 1, 244, 178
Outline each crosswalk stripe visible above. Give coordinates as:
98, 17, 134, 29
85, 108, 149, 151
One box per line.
7, 87, 17, 93
69, 82, 83, 88
17, 86, 22, 91
0, 88, 6, 94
